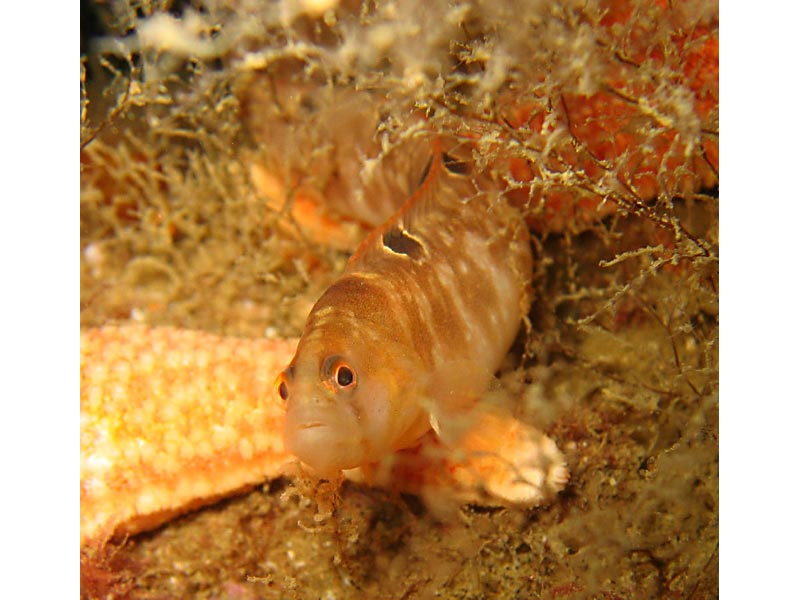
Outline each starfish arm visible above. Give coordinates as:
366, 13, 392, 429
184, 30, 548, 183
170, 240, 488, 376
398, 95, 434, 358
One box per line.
80, 324, 298, 545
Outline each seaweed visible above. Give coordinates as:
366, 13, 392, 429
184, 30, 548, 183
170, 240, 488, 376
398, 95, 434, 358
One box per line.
81, 0, 718, 598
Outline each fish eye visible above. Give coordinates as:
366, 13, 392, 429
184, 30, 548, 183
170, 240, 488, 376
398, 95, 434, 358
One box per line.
335, 365, 354, 387
321, 356, 357, 390
275, 369, 292, 402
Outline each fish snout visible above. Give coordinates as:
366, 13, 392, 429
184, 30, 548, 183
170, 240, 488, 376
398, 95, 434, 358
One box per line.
283, 401, 365, 474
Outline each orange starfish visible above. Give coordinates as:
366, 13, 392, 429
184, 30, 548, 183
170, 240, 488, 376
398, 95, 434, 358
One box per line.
80, 324, 297, 546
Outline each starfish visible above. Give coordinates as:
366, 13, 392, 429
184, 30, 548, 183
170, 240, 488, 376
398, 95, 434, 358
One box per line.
80, 324, 297, 546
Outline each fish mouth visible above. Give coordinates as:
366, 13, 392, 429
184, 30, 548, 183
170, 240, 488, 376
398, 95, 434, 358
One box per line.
284, 408, 365, 474
297, 422, 326, 430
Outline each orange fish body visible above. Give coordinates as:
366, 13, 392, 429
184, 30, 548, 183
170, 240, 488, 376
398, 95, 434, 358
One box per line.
277, 142, 533, 476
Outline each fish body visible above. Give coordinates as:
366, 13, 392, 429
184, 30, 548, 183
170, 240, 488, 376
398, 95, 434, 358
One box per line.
277, 142, 533, 476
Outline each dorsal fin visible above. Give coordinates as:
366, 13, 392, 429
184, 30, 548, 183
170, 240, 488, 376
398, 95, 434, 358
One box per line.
348, 139, 472, 265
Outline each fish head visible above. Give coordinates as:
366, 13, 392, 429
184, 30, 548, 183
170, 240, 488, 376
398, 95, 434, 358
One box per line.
275, 325, 430, 475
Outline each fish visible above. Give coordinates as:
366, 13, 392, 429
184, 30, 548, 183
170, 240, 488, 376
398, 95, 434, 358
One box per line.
275, 138, 537, 478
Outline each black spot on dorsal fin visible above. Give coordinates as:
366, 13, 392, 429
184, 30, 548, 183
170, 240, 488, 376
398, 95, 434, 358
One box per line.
382, 225, 426, 259
442, 152, 469, 175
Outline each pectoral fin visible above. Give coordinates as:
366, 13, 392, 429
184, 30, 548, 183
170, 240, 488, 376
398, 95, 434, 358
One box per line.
454, 411, 568, 505
424, 359, 495, 445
